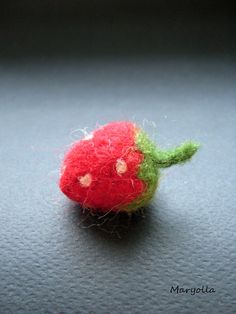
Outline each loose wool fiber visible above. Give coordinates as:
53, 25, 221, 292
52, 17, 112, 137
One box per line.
59, 121, 199, 213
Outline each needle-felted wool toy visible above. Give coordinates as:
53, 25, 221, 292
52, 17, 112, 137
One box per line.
59, 121, 199, 213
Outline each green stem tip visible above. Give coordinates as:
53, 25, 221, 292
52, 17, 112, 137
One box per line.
154, 141, 200, 168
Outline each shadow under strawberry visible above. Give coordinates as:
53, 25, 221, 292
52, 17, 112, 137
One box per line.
67, 201, 155, 241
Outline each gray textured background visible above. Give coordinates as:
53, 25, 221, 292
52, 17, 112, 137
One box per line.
0, 1, 236, 313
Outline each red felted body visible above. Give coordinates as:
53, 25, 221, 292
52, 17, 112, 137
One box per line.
59, 122, 146, 212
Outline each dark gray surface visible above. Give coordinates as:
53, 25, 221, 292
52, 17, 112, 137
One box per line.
0, 8, 236, 314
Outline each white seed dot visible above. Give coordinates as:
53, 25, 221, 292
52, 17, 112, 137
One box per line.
78, 173, 92, 187
116, 159, 127, 175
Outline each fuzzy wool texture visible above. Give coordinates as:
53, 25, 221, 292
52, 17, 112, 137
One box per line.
59, 121, 199, 213
60, 122, 145, 212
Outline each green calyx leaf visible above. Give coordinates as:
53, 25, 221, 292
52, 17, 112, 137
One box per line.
121, 130, 160, 212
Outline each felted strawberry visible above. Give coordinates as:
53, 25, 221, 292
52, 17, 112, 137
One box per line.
59, 121, 199, 213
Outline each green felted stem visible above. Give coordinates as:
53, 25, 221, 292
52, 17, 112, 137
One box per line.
154, 141, 200, 168
122, 130, 199, 212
